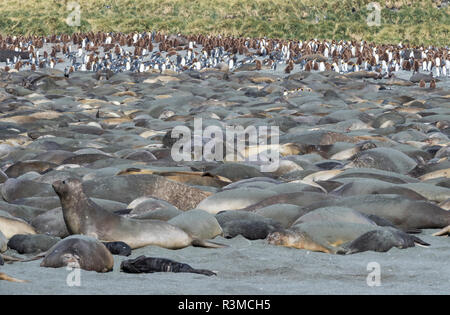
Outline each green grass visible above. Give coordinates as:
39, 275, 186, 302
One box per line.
0, 0, 448, 46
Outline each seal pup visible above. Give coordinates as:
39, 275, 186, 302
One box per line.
52, 178, 225, 249
40, 235, 114, 273
7, 234, 60, 254
120, 255, 216, 276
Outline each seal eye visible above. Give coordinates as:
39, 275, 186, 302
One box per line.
62, 180, 66, 185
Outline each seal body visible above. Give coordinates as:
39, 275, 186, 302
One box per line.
0, 215, 36, 239
267, 221, 428, 254
52, 178, 222, 249
120, 255, 216, 276
40, 235, 114, 272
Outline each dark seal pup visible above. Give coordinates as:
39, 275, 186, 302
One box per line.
52, 178, 224, 249
120, 255, 216, 276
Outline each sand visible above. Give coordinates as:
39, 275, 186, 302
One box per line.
1, 231, 449, 295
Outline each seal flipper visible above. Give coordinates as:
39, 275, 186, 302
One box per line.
191, 239, 228, 248
432, 225, 450, 237
0, 272, 29, 283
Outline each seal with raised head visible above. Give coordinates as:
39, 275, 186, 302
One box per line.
52, 178, 224, 249
40, 235, 114, 273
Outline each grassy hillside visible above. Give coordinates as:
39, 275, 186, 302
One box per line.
0, 0, 448, 45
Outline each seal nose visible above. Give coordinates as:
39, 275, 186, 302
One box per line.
52, 180, 62, 192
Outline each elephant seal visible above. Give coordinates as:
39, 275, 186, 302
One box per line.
196, 188, 278, 214
0, 215, 36, 239
301, 194, 450, 231
347, 147, 417, 174
40, 235, 114, 273
52, 178, 224, 249
267, 222, 428, 254
292, 207, 378, 226
120, 255, 216, 276
7, 234, 60, 254
0, 230, 6, 252
167, 209, 223, 240
221, 219, 281, 240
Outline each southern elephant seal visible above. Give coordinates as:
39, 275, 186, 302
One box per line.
0, 215, 36, 239
52, 178, 224, 249
0, 230, 7, 252
40, 235, 114, 273
7, 234, 60, 254
267, 222, 428, 254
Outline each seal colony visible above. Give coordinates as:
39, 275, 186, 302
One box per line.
0, 31, 449, 289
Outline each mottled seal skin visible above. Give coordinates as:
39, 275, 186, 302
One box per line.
7, 234, 60, 254
5, 160, 57, 178
40, 235, 114, 273
102, 241, 132, 256
120, 255, 216, 276
302, 194, 450, 231
52, 178, 224, 250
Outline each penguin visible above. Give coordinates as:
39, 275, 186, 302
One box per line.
429, 79, 436, 89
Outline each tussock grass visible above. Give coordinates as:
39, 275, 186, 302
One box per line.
0, 0, 448, 45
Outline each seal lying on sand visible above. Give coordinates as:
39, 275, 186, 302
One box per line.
267, 221, 429, 254
120, 255, 216, 276
0, 215, 36, 239
40, 235, 114, 273
52, 178, 224, 249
